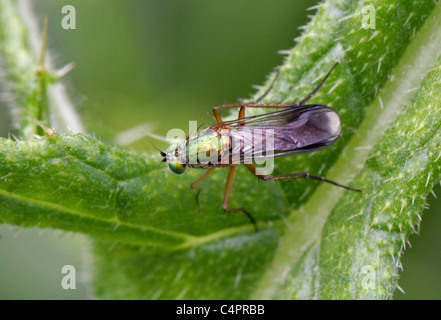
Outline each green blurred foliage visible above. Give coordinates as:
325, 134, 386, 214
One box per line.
36, 0, 317, 151
0, 0, 440, 299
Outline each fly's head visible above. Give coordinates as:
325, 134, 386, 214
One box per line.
162, 142, 186, 175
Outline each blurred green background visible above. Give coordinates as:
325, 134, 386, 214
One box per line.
0, 0, 440, 299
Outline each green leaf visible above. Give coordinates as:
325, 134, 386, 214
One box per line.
2, 0, 441, 300
318, 50, 441, 299
93, 0, 441, 299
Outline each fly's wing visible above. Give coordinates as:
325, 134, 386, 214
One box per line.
212, 104, 341, 161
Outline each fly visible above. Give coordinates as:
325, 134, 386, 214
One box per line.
160, 62, 362, 231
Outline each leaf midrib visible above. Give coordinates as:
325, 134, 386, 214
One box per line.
0, 180, 276, 250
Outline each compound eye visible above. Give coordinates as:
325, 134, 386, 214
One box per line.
168, 162, 185, 175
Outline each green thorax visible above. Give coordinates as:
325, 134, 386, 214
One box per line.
185, 129, 230, 168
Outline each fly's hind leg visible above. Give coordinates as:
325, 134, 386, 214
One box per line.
212, 62, 340, 123
223, 165, 258, 232
244, 164, 362, 193
212, 67, 281, 124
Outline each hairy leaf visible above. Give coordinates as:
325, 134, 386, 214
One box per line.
1, 0, 441, 300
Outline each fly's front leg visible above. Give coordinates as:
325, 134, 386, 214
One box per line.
297, 61, 339, 105
223, 165, 258, 231
213, 103, 252, 126
244, 164, 362, 192
254, 67, 280, 103
212, 103, 294, 125
212, 62, 339, 124
212, 103, 244, 123
212, 67, 281, 123
191, 168, 216, 211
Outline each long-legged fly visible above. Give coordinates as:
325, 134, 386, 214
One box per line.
160, 62, 361, 231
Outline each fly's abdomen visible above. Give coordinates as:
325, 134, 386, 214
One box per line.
281, 107, 341, 151
227, 105, 342, 161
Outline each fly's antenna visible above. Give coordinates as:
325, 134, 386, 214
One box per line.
157, 158, 167, 169
297, 61, 339, 106
150, 141, 166, 157
153, 158, 167, 171
149, 141, 167, 169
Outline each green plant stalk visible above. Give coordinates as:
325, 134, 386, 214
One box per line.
0, 0, 85, 137
0, 0, 43, 137
16, 0, 86, 134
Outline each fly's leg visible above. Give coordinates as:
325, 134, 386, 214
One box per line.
245, 164, 362, 193
212, 61, 340, 123
297, 61, 339, 105
212, 103, 294, 124
191, 164, 258, 231
212, 102, 297, 128
223, 165, 258, 231
254, 67, 281, 103
212, 68, 281, 123
191, 168, 216, 211
212, 103, 243, 123
239, 67, 281, 118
